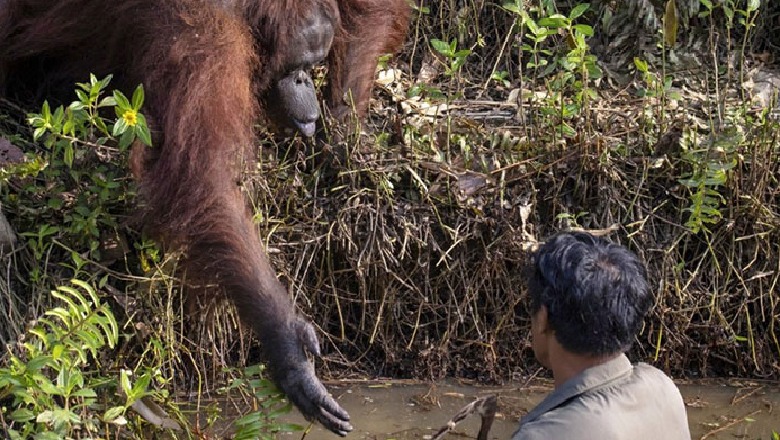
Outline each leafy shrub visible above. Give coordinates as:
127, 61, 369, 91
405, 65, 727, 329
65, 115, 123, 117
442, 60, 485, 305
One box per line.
0, 279, 120, 439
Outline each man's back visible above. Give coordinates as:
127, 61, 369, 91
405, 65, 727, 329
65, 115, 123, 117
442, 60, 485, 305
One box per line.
512, 355, 691, 440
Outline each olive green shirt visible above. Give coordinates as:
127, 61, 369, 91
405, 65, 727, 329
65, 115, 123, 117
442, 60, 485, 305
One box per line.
512, 354, 690, 440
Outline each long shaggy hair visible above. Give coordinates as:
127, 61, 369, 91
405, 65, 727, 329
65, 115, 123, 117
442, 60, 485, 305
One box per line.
0, 0, 409, 433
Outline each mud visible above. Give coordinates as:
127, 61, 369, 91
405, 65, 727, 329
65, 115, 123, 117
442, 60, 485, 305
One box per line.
275, 379, 779, 440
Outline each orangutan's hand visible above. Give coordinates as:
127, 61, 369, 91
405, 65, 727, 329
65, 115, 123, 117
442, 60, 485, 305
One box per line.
265, 317, 352, 436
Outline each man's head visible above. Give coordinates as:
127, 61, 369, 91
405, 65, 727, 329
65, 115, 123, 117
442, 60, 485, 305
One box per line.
527, 232, 653, 362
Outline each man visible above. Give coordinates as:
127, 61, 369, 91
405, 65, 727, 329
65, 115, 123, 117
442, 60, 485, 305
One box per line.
512, 232, 690, 440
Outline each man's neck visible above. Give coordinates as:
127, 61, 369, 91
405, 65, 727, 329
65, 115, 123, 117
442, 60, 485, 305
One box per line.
549, 344, 622, 388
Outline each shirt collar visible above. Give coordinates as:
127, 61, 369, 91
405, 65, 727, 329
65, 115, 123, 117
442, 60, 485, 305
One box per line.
520, 353, 633, 424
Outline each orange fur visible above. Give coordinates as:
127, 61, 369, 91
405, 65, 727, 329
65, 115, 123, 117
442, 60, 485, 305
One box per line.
0, 0, 409, 432
327, 0, 411, 119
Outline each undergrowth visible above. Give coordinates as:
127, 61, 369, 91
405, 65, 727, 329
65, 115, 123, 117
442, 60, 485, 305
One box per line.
0, 0, 779, 439
0, 76, 298, 439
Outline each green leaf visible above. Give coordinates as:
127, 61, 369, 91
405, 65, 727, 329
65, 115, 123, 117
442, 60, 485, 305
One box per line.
98, 96, 117, 108
523, 13, 541, 35
26, 355, 54, 371
569, 3, 590, 19
119, 370, 132, 395
94, 316, 119, 348
51, 106, 65, 132
270, 422, 305, 432
52, 343, 65, 360
572, 24, 593, 36
9, 408, 35, 422
132, 84, 145, 110
267, 402, 294, 418
633, 57, 649, 73
113, 90, 131, 110
103, 406, 125, 422
46, 307, 73, 325
52, 287, 82, 314
71, 279, 98, 303
41, 101, 52, 120
49, 407, 80, 431
99, 73, 113, 89
72, 387, 97, 398
32, 126, 47, 141
118, 127, 136, 149
36, 410, 55, 424
63, 142, 74, 168
502, 1, 521, 13
430, 38, 452, 57
27, 114, 44, 127
113, 117, 128, 137
94, 116, 110, 135
135, 115, 153, 147
538, 15, 568, 28
73, 205, 91, 217
69, 100, 85, 111
29, 326, 52, 344
127, 374, 151, 403
61, 116, 75, 136
75, 89, 89, 104
33, 432, 65, 440
76, 328, 102, 352
37, 377, 62, 396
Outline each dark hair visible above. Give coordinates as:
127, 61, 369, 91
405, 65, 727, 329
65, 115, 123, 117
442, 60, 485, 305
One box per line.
528, 232, 654, 356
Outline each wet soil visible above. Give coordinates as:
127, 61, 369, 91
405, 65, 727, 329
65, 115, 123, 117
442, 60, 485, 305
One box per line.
274, 379, 779, 440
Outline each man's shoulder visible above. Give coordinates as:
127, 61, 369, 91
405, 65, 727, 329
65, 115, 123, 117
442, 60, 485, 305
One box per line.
512, 409, 613, 440
632, 361, 675, 380
594, 361, 685, 412
515, 391, 616, 435
630, 362, 685, 396
513, 361, 690, 440
632, 361, 672, 376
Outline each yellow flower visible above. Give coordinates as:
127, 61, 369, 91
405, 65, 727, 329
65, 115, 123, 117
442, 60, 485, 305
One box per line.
123, 109, 138, 126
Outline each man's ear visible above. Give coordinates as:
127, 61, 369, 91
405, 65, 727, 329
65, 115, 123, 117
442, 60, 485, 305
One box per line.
537, 305, 551, 334
539, 305, 553, 333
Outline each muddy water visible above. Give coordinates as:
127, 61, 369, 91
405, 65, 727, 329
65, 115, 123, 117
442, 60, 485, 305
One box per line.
275, 379, 779, 440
